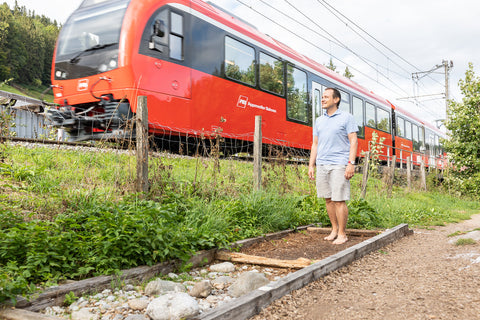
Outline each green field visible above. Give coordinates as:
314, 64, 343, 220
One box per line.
0, 142, 478, 303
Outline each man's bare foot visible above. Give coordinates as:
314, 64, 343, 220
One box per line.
332, 235, 348, 245
324, 233, 337, 241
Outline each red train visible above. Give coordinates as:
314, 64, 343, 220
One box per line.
47, 0, 446, 167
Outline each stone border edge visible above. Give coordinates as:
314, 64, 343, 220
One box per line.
193, 223, 412, 320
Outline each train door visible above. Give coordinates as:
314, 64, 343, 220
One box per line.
311, 82, 324, 126
137, 7, 192, 99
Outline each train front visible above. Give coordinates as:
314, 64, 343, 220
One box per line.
48, 0, 134, 141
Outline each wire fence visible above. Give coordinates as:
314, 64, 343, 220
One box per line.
0, 94, 447, 201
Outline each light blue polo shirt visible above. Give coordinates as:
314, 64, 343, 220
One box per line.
313, 108, 358, 165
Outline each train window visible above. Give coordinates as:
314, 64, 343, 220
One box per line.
419, 126, 425, 148
352, 96, 364, 137
396, 117, 404, 137
405, 120, 412, 140
313, 88, 322, 119
259, 53, 284, 95
412, 124, 420, 151
338, 89, 349, 111
145, 9, 168, 55
169, 12, 183, 60
286, 64, 308, 123
365, 102, 376, 128
225, 36, 256, 86
171, 12, 183, 35
427, 132, 435, 154
377, 107, 391, 133
412, 124, 419, 141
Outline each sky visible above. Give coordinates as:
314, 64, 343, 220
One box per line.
3, 0, 479, 128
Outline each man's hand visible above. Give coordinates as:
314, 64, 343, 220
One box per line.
344, 164, 355, 180
308, 166, 315, 180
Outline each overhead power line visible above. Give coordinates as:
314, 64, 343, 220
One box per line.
233, 0, 410, 97
317, 0, 445, 88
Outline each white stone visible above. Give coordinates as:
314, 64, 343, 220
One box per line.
146, 293, 200, 320
228, 272, 270, 298
209, 262, 235, 273
71, 308, 99, 320
128, 298, 149, 311
144, 279, 186, 296
188, 280, 212, 298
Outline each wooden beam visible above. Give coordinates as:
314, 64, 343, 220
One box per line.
0, 308, 63, 320
216, 251, 315, 269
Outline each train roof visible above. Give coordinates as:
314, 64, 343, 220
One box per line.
192, 0, 390, 106
390, 101, 446, 136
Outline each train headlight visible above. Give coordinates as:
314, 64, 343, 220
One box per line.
55, 70, 67, 79
99, 64, 108, 72
98, 56, 118, 73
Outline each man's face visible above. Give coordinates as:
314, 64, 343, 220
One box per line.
321, 89, 339, 109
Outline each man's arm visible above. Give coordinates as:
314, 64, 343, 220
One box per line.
308, 136, 318, 180
344, 132, 358, 180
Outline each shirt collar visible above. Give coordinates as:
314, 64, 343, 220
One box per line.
323, 108, 342, 118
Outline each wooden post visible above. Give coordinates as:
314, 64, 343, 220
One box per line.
387, 146, 390, 167
387, 155, 396, 197
406, 156, 412, 190
253, 115, 262, 191
420, 160, 427, 191
399, 150, 403, 169
361, 152, 370, 198
136, 96, 149, 193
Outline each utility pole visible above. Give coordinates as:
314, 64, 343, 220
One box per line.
398, 59, 453, 128
443, 59, 453, 122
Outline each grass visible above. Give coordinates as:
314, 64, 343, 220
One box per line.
0, 82, 54, 102
0, 141, 479, 303
455, 238, 477, 246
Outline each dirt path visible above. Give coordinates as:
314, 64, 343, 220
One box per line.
251, 214, 480, 320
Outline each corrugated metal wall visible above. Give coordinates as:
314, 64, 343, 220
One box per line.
0, 90, 57, 139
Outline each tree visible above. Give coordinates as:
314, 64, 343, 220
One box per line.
0, 2, 59, 85
343, 66, 354, 79
325, 57, 337, 73
443, 63, 480, 196
0, 4, 12, 80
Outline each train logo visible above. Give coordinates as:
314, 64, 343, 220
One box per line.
237, 95, 248, 109
77, 79, 89, 91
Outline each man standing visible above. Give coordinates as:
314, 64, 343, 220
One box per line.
308, 87, 358, 245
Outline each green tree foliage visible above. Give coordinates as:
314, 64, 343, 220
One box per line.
443, 63, 480, 197
259, 60, 284, 95
325, 57, 337, 72
343, 66, 354, 79
0, 2, 60, 86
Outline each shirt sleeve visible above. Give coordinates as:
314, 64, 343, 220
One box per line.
346, 114, 359, 134
313, 118, 319, 137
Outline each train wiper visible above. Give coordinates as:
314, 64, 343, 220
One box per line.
69, 43, 118, 64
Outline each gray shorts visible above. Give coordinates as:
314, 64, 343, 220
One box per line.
316, 165, 350, 201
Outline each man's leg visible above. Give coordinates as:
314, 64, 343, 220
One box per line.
324, 198, 338, 241
332, 201, 348, 244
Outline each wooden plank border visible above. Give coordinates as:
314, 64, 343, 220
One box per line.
193, 223, 412, 320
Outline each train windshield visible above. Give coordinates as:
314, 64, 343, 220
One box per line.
54, 0, 130, 79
